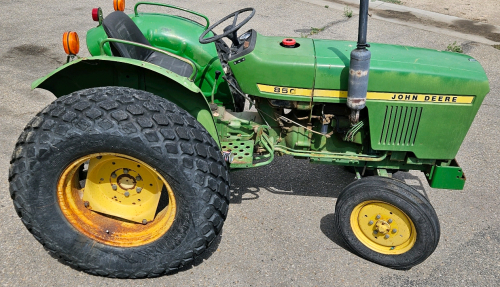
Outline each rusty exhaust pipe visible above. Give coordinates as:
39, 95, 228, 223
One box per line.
347, 0, 371, 125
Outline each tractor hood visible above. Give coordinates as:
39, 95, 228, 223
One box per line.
230, 34, 489, 102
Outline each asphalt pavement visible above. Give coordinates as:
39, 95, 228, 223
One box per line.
1, 0, 499, 286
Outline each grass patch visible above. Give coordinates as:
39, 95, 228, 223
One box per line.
493, 45, 500, 50
446, 41, 463, 53
344, 6, 353, 18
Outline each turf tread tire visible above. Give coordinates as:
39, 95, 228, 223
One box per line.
9, 87, 230, 278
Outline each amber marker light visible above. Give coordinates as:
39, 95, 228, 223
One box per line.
113, 0, 125, 11
62, 31, 80, 55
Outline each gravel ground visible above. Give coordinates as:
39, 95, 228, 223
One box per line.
1, 0, 499, 286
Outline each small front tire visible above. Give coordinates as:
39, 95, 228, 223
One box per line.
334, 176, 440, 269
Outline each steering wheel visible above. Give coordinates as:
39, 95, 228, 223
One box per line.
199, 8, 255, 46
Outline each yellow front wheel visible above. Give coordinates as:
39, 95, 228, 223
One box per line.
335, 176, 440, 269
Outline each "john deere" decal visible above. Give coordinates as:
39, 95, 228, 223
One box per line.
257, 84, 474, 104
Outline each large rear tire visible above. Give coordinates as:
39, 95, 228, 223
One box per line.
334, 176, 440, 269
9, 87, 230, 278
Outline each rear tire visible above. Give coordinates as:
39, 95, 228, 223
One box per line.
334, 176, 440, 269
9, 87, 230, 278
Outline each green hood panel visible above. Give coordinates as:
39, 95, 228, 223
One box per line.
314, 40, 489, 97
231, 36, 488, 101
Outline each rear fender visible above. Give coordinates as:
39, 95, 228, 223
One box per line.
32, 56, 220, 145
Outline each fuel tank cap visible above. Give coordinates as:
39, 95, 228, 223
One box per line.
281, 38, 300, 48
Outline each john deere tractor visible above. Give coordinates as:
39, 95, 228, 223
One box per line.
9, 0, 489, 277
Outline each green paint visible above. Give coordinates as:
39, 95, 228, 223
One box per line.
32, 6, 491, 190
428, 160, 466, 189
86, 13, 235, 110
230, 33, 316, 98
32, 56, 219, 146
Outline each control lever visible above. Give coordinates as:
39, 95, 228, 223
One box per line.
210, 71, 222, 114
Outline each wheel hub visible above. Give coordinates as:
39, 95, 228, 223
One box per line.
82, 155, 164, 223
57, 153, 177, 247
375, 220, 391, 235
117, 173, 136, 190
350, 200, 417, 254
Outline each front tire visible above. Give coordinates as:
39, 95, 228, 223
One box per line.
334, 176, 440, 269
9, 87, 230, 278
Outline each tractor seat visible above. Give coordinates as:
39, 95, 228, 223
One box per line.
102, 11, 193, 78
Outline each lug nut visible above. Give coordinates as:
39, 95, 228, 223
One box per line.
368, 220, 374, 225
112, 184, 117, 190
392, 229, 397, 233
373, 230, 378, 234
136, 187, 142, 193
376, 215, 381, 219
123, 168, 129, 174
385, 234, 390, 239
124, 191, 130, 197
142, 219, 147, 225
111, 173, 117, 178
84, 201, 89, 208
136, 176, 142, 181
388, 219, 393, 223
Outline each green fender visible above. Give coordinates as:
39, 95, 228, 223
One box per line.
32, 56, 220, 146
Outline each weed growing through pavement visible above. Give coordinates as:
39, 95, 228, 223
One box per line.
446, 41, 463, 53
344, 6, 353, 18
310, 27, 326, 35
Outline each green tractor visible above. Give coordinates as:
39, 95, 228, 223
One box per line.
10, 0, 489, 277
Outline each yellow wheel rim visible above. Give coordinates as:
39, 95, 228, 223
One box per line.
350, 200, 416, 255
57, 153, 176, 247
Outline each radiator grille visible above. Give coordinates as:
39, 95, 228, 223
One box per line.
379, 106, 422, 146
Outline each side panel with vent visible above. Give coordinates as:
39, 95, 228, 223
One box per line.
366, 101, 481, 160
379, 106, 422, 146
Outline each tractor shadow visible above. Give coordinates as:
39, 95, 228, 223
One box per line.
229, 155, 356, 203
229, 156, 429, 254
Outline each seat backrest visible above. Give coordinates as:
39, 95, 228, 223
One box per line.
102, 11, 153, 60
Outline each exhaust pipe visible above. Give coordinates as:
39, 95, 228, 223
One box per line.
347, 0, 371, 124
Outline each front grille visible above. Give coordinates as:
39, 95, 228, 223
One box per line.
379, 106, 422, 146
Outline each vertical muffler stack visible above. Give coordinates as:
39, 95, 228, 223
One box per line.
347, 0, 371, 125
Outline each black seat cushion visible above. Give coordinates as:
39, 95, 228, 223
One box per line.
102, 11, 193, 78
